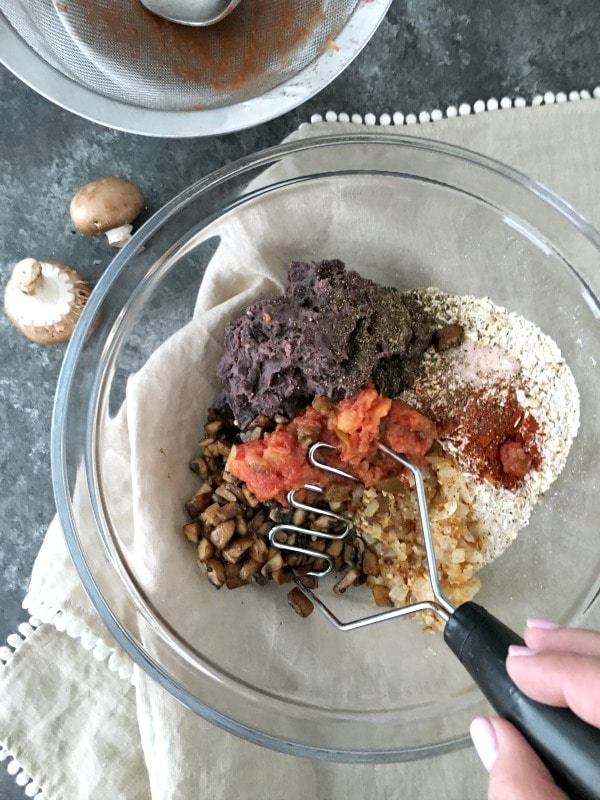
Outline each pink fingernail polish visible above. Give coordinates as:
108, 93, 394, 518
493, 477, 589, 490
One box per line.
508, 644, 537, 657
526, 617, 560, 630
470, 717, 498, 772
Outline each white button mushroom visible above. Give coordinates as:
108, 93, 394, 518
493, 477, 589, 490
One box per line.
70, 177, 144, 247
4, 258, 91, 344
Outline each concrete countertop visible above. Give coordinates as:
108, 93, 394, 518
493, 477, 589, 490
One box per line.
1, 1, 599, 797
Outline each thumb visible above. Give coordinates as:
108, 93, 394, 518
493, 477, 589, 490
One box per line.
470, 716, 567, 800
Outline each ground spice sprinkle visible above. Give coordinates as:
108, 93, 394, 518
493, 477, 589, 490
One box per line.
401, 288, 580, 565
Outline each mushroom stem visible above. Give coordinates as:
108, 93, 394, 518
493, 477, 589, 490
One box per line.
4, 259, 91, 344
13, 258, 44, 296
105, 224, 134, 247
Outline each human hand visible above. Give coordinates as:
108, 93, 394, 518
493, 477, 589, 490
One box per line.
469, 620, 600, 799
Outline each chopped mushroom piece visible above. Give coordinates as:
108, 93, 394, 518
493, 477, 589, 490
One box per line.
4, 258, 91, 344
287, 587, 314, 618
70, 177, 144, 247
433, 323, 464, 352
332, 566, 361, 594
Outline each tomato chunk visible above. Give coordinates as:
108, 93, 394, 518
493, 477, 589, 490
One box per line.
499, 440, 532, 478
379, 400, 436, 466
229, 389, 436, 501
330, 387, 391, 465
229, 429, 319, 502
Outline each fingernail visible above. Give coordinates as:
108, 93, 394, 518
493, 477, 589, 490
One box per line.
526, 617, 560, 630
508, 644, 537, 657
470, 717, 498, 772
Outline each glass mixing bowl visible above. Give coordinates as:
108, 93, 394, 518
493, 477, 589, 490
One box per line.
52, 133, 600, 762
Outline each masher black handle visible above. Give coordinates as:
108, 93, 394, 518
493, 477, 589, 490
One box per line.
444, 601, 600, 800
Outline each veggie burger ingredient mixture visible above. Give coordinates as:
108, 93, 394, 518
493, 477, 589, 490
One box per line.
183, 260, 580, 628
218, 259, 430, 428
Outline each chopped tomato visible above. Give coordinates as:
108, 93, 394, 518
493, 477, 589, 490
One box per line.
379, 400, 436, 466
329, 387, 391, 465
499, 440, 532, 478
229, 389, 436, 501
229, 428, 322, 502
288, 405, 326, 448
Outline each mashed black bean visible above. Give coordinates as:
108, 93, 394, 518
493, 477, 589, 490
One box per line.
217, 260, 431, 428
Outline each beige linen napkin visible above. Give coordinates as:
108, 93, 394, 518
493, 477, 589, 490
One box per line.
1, 99, 599, 800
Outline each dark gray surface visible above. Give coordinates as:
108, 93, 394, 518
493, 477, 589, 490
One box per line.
0, 0, 599, 796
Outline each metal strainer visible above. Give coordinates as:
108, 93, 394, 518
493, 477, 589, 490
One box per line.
0, 0, 392, 136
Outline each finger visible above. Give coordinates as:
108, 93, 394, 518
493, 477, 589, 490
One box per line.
524, 622, 600, 658
506, 649, 600, 727
470, 716, 566, 800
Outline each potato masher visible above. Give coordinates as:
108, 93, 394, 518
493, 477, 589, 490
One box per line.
269, 442, 600, 800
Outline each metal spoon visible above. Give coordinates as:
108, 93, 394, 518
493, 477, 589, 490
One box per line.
139, 0, 241, 26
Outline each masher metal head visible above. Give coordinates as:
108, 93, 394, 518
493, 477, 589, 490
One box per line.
269, 440, 455, 627
270, 440, 600, 798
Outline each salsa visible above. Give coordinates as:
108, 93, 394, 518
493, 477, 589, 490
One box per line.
229, 387, 436, 502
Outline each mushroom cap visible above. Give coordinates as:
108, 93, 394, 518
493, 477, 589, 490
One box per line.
4, 258, 91, 344
70, 177, 144, 236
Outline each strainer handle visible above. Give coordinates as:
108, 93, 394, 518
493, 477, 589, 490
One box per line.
444, 602, 600, 800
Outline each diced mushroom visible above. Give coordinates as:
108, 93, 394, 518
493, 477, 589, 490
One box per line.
270, 569, 290, 585
206, 558, 226, 588
250, 538, 269, 564
433, 323, 464, 352
235, 516, 248, 536
239, 558, 262, 581
326, 539, 344, 558
362, 548, 380, 577
215, 484, 238, 503
213, 501, 241, 523
224, 563, 248, 590
185, 483, 213, 517
248, 509, 266, 533
209, 518, 236, 550
204, 419, 223, 436
242, 485, 259, 508
291, 508, 308, 527
261, 552, 284, 577
183, 521, 202, 543
222, 536, 253, 564
197, 538, 215, 562
287, 587, 314, 618
333, 567, 361, 594
371, 584, 393, 607
189, 457, 208, 478
202, 500, 239, 527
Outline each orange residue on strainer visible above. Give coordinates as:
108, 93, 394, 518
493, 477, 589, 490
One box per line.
66, 0, 334, 98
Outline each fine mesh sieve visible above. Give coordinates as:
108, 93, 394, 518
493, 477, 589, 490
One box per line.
0, 0, 359, 112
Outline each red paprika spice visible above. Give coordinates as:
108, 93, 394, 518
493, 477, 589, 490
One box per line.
424, 382, 541, 489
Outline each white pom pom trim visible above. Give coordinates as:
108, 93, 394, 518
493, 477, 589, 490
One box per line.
0, 596, 137, 797
0, 745, 48, 799
0, 616, 39, 666
19, 593, 135, 684
306, 88, 599, 129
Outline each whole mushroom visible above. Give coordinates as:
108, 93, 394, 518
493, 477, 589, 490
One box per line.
4, 258, 91, 344
70, 177, 144, 247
